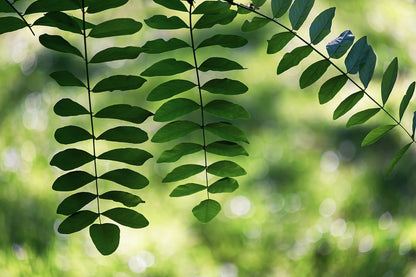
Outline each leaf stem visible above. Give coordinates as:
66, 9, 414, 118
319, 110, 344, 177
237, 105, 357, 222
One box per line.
5, 0, 35, 36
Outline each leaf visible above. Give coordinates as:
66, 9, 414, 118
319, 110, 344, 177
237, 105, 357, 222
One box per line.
206, 141, 248, 157
89, 223, 120, 256
57, 192, 96, 215
154, 98, 200, 122
359, 45, 376, 88
199, 57, 244, 72
197, 34, 248, 49
299, 59, 331, 89
194, 10, 237, 29
50, 149, 94, 171
54, 98, 89, 117
192, 1, 231, 14
50, 71, 85, 87
326, 30, 355, 59
153, 0, 187, 12
157, 143, 203, 163
207, 160, 246, 177
361, 125, 396, 146
141, 38, 189, 54
309, 7, 335, 45
387, 143, 412, 175
58, 211, 98, 234
271, 0, 292, 18
277, 46, 313, 74
145, 15, 188, 29
90, 47, 141, 63
99, 169, 149, 189
87, 0, 128, 13
39, 34, 83, 58
0, 1, 14, 13
102, 208, 149, 228
100, 191, 144, 207
89, 18, 142, 38
162, 164, 205, 183
55, 126, 92, 144
333, 91, 364, 120
33, 11, 82, 34
241, 17, 269, 32
204, 100, 249, 119
97, 148, 152, 166
208, 177, 239, 193
413, 112, 416, 138
347, 108, 380, 127
147, 79, 196, 101
289, 0, 315, 30
152, 121, 201, 143
94, 104, 152, 124
97, 126, 148, 144
252, 0, 267, 7
170, 183, 206, 197
192, 199, 221, 223
267, 32, 295, 54
53, 171, 96, 191
399, 82, 415, 120
141, 59, 194, 76
205, 122, 249, 143
381, 57, 398, 106
25, 0, 82, 14
201, 78, 248, 95
92, 75, 146, 92
345, 36, 371, 74
318, 74, 348, 104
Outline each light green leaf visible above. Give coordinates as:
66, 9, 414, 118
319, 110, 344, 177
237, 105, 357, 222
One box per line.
399, 82, 415, 120
318, 74, 348, 104
55, 126, 92, 144
208, 177, 239, 193
267, 32, 295, 54
57, 192, 96, 215
169, 183, 206, 197
206, 141, 248, 157
157, 143, 203, 163
199, 57, 244, 72
102, 208, 149, 228
387, 143, 412, 175
97, 126, 147, 144
50, 149, 94, 171
163, 164, 205, 183
87, 0, 128, 13
141, 59, 194, 76
141, 38, 189, 54
97, 148, 152, 166
33, 11, 82, 34
50, 71, 85, 87
53, 171, 96, 191
333, 91, 364, 120
277, 46, 313, 74
207, 160, 246, 177
89, 224, 120, 256
271, 0, 292, 18
92, 75, 146, 92
201, 78, 248, 95
145, 15, 188, 29
39, 34, 83, 58
361, 125, 396, 146
152, 121, 201, 143
90, 47, 141, 63
99, 169, 149, 189
347, 108, 380, 127
381, 57, 398, 106
147, 79, 196, 101
89, 18, 142, 38
205, 122, 249, 143
154, 98, 200, 122
58, 211, 98, 234
192, 199, 221, 223
359, 45, 376, 88
154, 0, 187, 11
54, 98, 89, 117
94, 104, 152, 124
309, 7, 335, 45
204, 100, 249, 119
289, 0, 315, 30
326, 30, 355, 59
197, 34, 248, 49
100, 191, 144, 207
241, 17, 269, 32
299, 59, 330, 89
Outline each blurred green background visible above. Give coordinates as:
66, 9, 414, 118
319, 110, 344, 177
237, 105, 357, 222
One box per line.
2, 0, 416, 276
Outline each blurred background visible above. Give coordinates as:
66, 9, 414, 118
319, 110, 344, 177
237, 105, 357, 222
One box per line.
2, 0, 416, 276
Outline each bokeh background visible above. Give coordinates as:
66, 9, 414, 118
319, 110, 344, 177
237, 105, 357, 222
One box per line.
2, 0, 416, 276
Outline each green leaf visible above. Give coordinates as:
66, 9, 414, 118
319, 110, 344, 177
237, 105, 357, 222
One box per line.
252, 0, 267, 7
299, 59, 331, 89
192, 1, 231, 14
387, 142, 412, 175
92, 75, 146, 92
100, 191, 144, 207
309, 7, 335, 45
157, 143, 203, 163
207, 160, 246, 177
241, 17, 269, 32
399, 82, 415, 120
163, 164, 205, 183
194, 10, 237, 29
50, 71, 85, 87
154, 0, 187, 11
345, 36, 371, 74
90, 47, 141, 63
206, 141, 248, 157
58, 211, 98, 234
413, 112, 416, 139
152, 121, 201, 143
102, 208, 149, 228
192, 199, 221, 223
154, 98, 200, 122
33, 11, 82, 34
0, 1, 14, 13
197, 34, 248, 49
170, 183, 206, 197
97, 148, 152, 166
39, 34, 83, 58
145, 15, 188, 29
89, 18, 142, 38
25, 0, 83, 14
346, 108, 380, 127
89, 223, 120, 256
318, 74, 348, 104
53, 171, 96, 191
55, 126, 92, 144
97, 126, 148, 144
359, 45, 376, 88
205, 122, 249, 143
141, 59, 194, 76
277, 46, 313, 74
99, 169, 149, 189
94, 104, 152, 124
381, 57, 398, 106
271, 0, 292, 18
267, 32, 295, 54
87, 0, 128, 13
147, 79, 196, 101
199, 57, 244, 72
208, 177, 239, 193
204, 100, 249, 119
50, 149, 94, 171
289, 0, 315, 30
141, 38, 189, 54
333, 91, 364, 120
54, 98, 89, 117
57, 192, 96, 215
201, 78, 248, 95
361, 125, 396, 146
326, 30, 355, 59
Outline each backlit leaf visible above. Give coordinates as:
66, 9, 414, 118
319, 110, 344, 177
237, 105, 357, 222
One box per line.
197, 34, 248, 49
267, 32, 295, 54
92, 75, 146, 92
94, 104, 152, 124
309, 7, 335, 45
152, 121, 201, 143
170, 183, 206, 197
399, 82, 415, 120
289, 0, 315, 30
326, 30, 354, 59
141, 38, 189, 54
206, 141, 248, 157
102, 208, 149, 228
89, 18, 142, 38
57, 192, 96, 215
361, 125, 396, 146
271, 0, 292, 18
99, 169, 149, 189
141, 59, 194, 76
194, 10, 237, 29
192, 199, 221, 223
207, 160, 246, 177
153, 0, 187, 11
154, 98, 200, 122
50, 149, 94, 171
100, 191, 144, 207
318, 74, 348, 104
39, 34, 83, 57
52, 171, 96, 191
346, 108, 380, 127
241, 17, 269, 32
54, 98, 89, 117
97, 148, 152, 166
387, 143, 412, 175
87, 0, 128, 13
90, 47, 141, 63
58, 211, 98, 234
199, 57, 244, 72
201, 78, 248, 95
157, 143, 203, 163
277, 46, 313, 74
55, 126, 92, 144
163, 164, 205, 183
208, 177, 239, 193
89, 223, 120, 256
381, 57, 398, 106
145, 15, 188, 29
33, 11, 82, 34
205, 122, 249, 143
147, 79, 196, 101
97, 126, 147, 144
359, 45, 376, 88
204, 100, 249, 119
299, 59, 330, 89
345, 36, 370, 74
50, 71, 85, 87
333, 91, 364, 120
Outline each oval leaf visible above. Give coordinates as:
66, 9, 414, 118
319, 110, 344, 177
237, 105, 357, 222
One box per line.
169, 183, 206, 197
359, 45, 376, 88
153, 0, 187, 12
97, 148, 152, 166
207, 160, 246, 177
271, 0, 292, 18
333, 91, 364, 120
162, 164, 205, 183
199, 57, 244, 72
89, 18, 142, 38
381, 57, 398, 106
102, 208, 149, 228
361, 125, 396, 146
241, 17, 269, 32
99, 169, 149, 189
141, 59, 194, 76
205, 122, 249, 143
50, 71, 85, 87
145, 15, 188, 29
55, 125, 92, 144
152, 121, 201, 143
299, 59, 331, 89
39, 34, 82, 58
33, 11, 82, 34
147, 79, 196, 101
0, 17, 26, 35
204, 100, 249, 119
318, 74, 348, 104
92, 75, 146, 92
87, 0, 128, 13
50, 149, 94, 171
57, 192, 96, 215
192, 199, 221, 223
53, 171, 96, 191
194, 11, 237, 29
309, 7, 335, 45
344, 36, 370, 74
206, 141, 248, 157
94, 104, 152, 124
277, 46, 313, 74
90, 46, 141, 63
289, 0, 315, 30
141, 38, 189, 54
100, 191, 144, 207
54, 98, 89, 117
157, 143, 203, 163
201, 78, 248, 95
197, 34, 248, 49
326, 30, 355, 59
154, 98, 200, 122
97, 126, 148, 144
267, 32, 295, 54
208, 177, 239, 193
399, 82, 416, 120
347, 108, 380, 127
89, 223, 120, 256
58, 210, 98, 234
387, 142, 412, 175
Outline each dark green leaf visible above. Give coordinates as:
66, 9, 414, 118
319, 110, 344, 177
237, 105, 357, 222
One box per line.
145, 15, 188, 29
141, 59, 193, 76
204, 100, 249, 119
413, 112, 416, 138
199, 57, 244, 72
381, 57, 398, 106
50, 149, 94, 171
192, 1, 230, 14
207, 160, 246, 177
197, 34, 248, 49
163, 164, 205, 183
399, 82, 415, 120
147, 79, 196, 101
157, 143, 203, 163
252, 0, 267, 7
39, 34, 83, 58
277, 46, 313, 74
271, 0, 292, 18
206, 141, 248, 157
194, 10, 237, 29
33, 11, 82, 34
100, 191, 144, 207
25, 0, 83, 14
299, 59, 331, 89
361, 125, 396, 146
57, 192, 96, 215
154, 0, 187, 11
267, 32, 295, 54
54, 98, 89, 117
289, 0, 315, 30
87, 0, 128, 13
192, 199, 221, 223
154, 98, 200, 122
97, 126, 148, 144
53, 171, 96, 191
333, 91, 364, 120
241, 17, 269, 32
92, 75, 146, 92
141, 38, 189, 54
90, 47, 141, 63
55, 126, 92, 144
50, 71, 85, 87
208, 177, 239, 193
99, 169, 149, 189
89, 223, 120, 256
201, 78, 248, 95
58, 211, 98, 234
152, 121, 201, 143
309, 7, 335, 45
0, 1, 14, 13
359, 45, 376, 88
318, 74, 348, 104
97, 148, 152, 166
102, 208, 149, 228
94, 104, 152, 124
205, 122, 249, 143
347, 108, 380, 127
326, 30, 354, 59
344, 36, 370, 74
89, 18, 142, 38
169, 183, 206, 197
387, 142, 412, 175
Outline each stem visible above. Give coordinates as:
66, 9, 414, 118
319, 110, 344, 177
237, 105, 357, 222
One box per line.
189, 5, 210, 199
6, 0, 35, 36
81, 1, 101, 223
